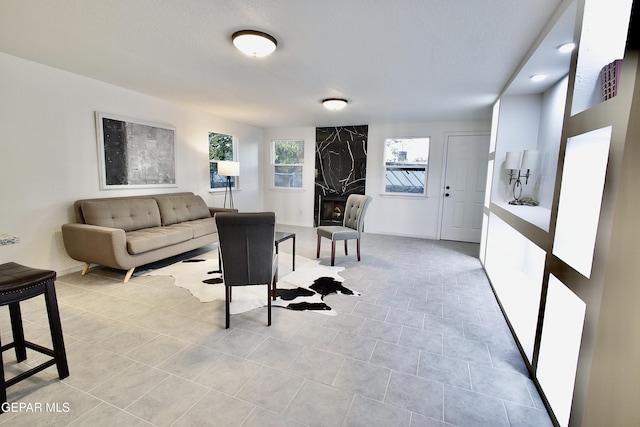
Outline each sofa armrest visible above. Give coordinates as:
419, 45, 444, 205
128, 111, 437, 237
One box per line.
209, 207, 239, 216
61, 223, 134, 270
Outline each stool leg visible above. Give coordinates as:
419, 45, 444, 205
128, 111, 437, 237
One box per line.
8, 302, 26, 362
0, 332, 6, 410
44, 282, 69, 379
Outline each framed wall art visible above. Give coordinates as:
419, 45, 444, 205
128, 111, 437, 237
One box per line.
95, 112, 177, 189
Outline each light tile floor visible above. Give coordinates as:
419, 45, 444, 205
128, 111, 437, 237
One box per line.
0, 226, 554, 426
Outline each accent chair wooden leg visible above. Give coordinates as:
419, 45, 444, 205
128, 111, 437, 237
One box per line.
331, 240, 336, 266
357, 238, 361, 261
123, 267, 135, 283
81, 262, 90, 276
316, 235, 321, 258
344, 240, 348, 255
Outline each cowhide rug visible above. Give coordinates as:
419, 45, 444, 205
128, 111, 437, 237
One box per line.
144, 250, 359, 316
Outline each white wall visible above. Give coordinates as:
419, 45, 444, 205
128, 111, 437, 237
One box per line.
492, 95, 542, 203
264, 120, 491, 239
0, 53, 264, 274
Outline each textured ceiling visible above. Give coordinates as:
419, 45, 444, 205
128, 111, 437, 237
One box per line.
0, 0, 567, 128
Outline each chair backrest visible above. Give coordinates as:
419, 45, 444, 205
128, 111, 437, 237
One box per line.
342, 194, 372, 233
215, 212, 275, 286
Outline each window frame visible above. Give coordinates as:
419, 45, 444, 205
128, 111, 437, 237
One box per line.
382, 137, 430, 196
271, 139, 305, 190
209, 131, 238, 191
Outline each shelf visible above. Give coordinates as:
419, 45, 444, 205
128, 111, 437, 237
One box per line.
570, 0, 633, 115
537, 274, 586, 427
484, 213, 546, 362
493, 201, 551, 232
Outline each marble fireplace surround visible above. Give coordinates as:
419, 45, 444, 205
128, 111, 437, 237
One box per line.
314, 125, 368, 227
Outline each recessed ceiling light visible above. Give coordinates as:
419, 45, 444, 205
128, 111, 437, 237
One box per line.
530, 74, 547, 82
558, 42, 576, 54
322, 98, 348, 111
232, 30, 277, 57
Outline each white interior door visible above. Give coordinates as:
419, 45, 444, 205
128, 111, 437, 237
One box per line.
440, 133, 490, 242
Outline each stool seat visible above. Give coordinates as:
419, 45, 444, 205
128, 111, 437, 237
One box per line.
0, 262, 69, 410
0, 263, 57, 300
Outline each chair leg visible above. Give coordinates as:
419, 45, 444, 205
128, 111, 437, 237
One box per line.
225, 285, 231, 329
267, 282, 272, 326
44, 282, 69, 379
357, 238, 361, 261
272, 266, 278, 301
344, 240, 348, 255
316, 235, 321, 258
331, 241, 336, 266
8, 302, 26, 362
0, 332, 5, 412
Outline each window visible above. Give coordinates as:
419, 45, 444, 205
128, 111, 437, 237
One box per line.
384, 137, 429, 194
273, 139, 304, 188
209, 132, 236, 189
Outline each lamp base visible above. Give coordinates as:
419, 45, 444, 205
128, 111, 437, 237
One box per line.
509, 198, 539, 206
223, 176, 234, 209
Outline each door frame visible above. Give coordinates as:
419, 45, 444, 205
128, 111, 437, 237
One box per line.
437, 131, 490, 241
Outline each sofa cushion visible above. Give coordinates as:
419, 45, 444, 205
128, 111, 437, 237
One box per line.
125, 226, 192, 254
81, 199, 161, 232
156, 195, 211, 226
178, 217, 218, 239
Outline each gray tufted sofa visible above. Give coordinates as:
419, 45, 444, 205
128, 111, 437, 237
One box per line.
62, 192, 236, 282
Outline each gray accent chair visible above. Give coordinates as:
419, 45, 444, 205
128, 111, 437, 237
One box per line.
316, 194, 372, 266
215, 212, 278, 329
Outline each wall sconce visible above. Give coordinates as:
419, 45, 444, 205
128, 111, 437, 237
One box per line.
218, 160, 240, 209
505, 150, 538, 205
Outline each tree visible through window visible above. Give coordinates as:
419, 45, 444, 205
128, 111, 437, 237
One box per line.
209, 132, 235, 189
273, 140, 304, 188
384, 138, 430, 194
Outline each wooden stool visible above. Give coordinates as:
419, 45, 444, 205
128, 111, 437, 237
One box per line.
0, 263, 69, 408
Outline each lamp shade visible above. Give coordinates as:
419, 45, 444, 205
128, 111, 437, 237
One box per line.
232, 30, 277, 57
521, 150, 539, 170
505, 151, 522, 170
218, 161, 240, 177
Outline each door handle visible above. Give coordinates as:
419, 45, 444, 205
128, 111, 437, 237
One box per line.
445, 193, 450, 197
445, 186, 450, 189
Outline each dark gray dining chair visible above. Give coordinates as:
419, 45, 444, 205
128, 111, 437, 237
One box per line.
316, 194, 372, 266
215, 212, 278, 328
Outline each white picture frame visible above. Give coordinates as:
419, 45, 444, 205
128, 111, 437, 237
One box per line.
96, 111, 177, 190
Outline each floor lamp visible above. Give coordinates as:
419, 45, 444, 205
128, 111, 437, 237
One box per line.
218, 160, 240, 209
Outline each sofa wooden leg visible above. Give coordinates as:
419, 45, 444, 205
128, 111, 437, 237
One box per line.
123, 267, 135, 283
81, 262, 90, 276
316, 235, 321, 258
344, 240, 348, 255
357, 238, 361, 261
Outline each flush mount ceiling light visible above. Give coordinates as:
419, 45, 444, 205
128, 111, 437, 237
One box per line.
232, 30, 277, 57
558, 42, 576, 54
322, 98, 348, 111
530, 74, 547, 82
